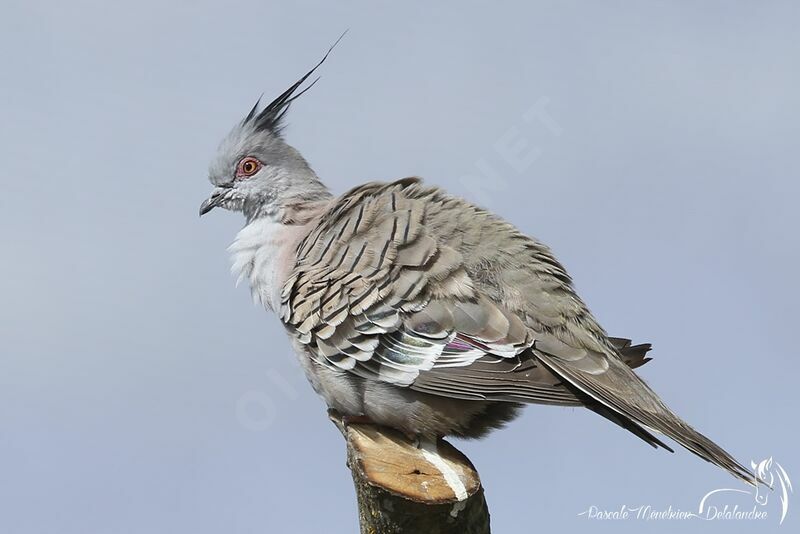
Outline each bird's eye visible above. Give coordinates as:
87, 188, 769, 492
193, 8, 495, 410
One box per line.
236, 157, 262, 178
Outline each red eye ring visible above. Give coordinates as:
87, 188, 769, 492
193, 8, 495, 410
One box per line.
236, 157, 262, 178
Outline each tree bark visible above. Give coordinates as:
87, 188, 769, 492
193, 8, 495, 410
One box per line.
329, 411, 491, 534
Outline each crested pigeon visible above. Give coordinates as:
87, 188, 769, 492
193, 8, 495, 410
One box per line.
200, 45, 755, 485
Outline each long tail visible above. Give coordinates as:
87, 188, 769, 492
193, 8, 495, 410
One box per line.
535, 342, 757, 486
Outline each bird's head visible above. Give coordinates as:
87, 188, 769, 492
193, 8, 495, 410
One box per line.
200, 35, 344, 221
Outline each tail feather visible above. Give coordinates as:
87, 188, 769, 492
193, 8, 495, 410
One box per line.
585, 402, 674, 451
609, 337, 653, 369
535, 346, 757, 486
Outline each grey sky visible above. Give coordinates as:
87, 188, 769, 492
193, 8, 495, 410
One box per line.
1, 1, 798, 533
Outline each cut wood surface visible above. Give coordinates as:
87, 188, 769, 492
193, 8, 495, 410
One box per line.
330, 411, 491, 534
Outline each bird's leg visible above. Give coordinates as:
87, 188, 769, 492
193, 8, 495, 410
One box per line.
341, 413, 375, 426
347, 416, 423, 445
327, 408, 373, 427
328, 409, 424, 445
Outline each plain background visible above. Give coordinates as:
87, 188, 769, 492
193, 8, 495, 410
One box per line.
1, 1, 798, 533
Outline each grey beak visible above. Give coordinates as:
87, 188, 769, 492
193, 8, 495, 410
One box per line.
199, 188, 227, 216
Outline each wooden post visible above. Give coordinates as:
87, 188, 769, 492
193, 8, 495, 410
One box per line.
329, 411, 491, 534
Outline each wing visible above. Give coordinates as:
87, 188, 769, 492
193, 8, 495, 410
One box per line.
281, 178, 653, 407
281, 178, 583, 406
281, 178, 753, 484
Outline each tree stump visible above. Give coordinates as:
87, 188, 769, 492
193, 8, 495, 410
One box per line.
329, 411, 491, 534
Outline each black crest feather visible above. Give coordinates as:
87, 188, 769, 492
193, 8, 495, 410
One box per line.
245, 31, 347, 135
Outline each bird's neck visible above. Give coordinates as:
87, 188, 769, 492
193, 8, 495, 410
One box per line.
232, 191, 332, 312
244, 167, 332, 223
235, 166, 333, 311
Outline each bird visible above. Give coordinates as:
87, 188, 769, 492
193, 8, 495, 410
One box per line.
200, 42, 756, 486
